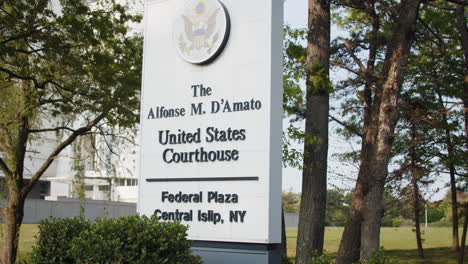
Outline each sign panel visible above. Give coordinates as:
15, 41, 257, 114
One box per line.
138, 0, 283, 244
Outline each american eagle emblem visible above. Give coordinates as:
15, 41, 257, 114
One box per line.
175, 0, 230, 64
181, 3, 220, 54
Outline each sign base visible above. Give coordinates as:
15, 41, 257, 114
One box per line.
191, 241, 281, 264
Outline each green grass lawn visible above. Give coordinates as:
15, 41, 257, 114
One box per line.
1, 225, 466, 263
287, 227, 466, 264
16, 224, 39, 257
0, 224, 38, 260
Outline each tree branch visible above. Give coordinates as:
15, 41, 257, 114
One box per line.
376, 0, 398, 20
418, 18, 446, 45
342, 40, 378, 83
444, 0, 468, 6
456, 5, 468, 67
0, 66, 39, 87
0, 157, 11, 177
0, 207, 5, 216
329, 114, 363, 137
29, 127, 77, 133
38, 98, 68, 105
1, 28, 41, 45
331, 61, 361, 76
425, 2, 456, 11
12, 47, 46, 55
22, 113, 105, 195
432, 169, 468, 178
343, 40, 368, 73
335, 0, 367, 10
0, 141, 12, 160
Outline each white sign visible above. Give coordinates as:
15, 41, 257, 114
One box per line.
138, 0, 283, 244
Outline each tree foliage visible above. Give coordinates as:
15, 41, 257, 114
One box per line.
284, 0, 467, 262
0, 0, 143, 262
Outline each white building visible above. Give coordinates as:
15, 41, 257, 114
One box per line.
49, 129, 139, 203
0, 119, 140, 203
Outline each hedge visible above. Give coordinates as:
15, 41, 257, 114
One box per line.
31, 215, 202, 264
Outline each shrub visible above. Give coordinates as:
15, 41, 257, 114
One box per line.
381, 216, 393, 227
32, 215, 202, 264
308, 251, 334, 264
391, 217, 405, 227
357, 249, 400, 264
31, 216, 90, 264
282, 254, 293, 264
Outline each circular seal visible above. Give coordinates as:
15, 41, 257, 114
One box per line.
174, 0, 230, 65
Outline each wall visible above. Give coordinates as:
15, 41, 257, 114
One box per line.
0, 197, 136, 223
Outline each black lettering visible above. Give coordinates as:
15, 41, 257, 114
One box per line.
191, 103, 203, 115
211, 101, 220, 113
232, 194, 239, 203
162, 148, 174, 163
239, 129, 246, 140
229, 211, 247, 223
223, 100, 232, 112
147, 108, 155, 119
162, 191, 169, 202
206, 127, 215, 143
154, 209, 162, 220
232, 150, 239, 161
191, 85, 200, 97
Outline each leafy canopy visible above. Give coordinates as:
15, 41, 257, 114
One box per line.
0, 0, 143, 132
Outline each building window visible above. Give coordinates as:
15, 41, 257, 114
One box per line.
115, 179, 126, 186
98, 185, 110, 191
126, 179, 138, 186
85, 185, 93, 191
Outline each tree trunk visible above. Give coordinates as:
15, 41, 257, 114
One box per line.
450, 166, 460, 252
456, 4, 468, 263
337, 1, 421, 263
1, 89, 30, 264
1, 188, 25, 264
295, 0, 330, 263
455, 5, 468, 143
412, 181, 424, 259
437, 91, 460, 252
282, 209, 288, 260
335, 4, 379, 263
409, 121, 424, 259
336, 178, 364, 264
296, 95, 329, 262
459, 204, 468, 264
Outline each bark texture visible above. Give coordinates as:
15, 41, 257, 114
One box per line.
410, 123, 424, 259
282, 209, 288, 260
1, 189, 25, 264
295, 0, 330, 263
456, 5, 468, 263
335, 4, 379, 263
336, 1, 421, 263
412, 181, 424, 259
455, 5, 468, 143
437, 91, 460, 252
449, 167, 460, 252
459, 204, 468, 264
